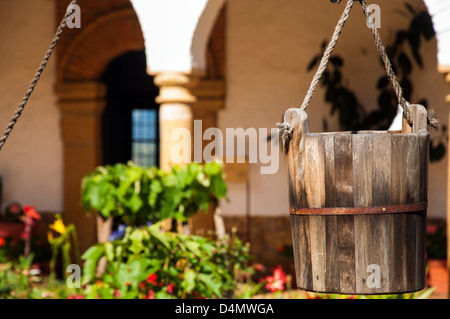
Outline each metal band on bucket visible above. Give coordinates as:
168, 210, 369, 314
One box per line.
289, 202, 428, 216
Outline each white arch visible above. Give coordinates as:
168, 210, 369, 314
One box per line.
423, 0, 450, 68
130, 0, 225, 75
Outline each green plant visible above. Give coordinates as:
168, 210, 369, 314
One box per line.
80, 222, 252, 299
0, 254, 75, 299
47, 215, 81, 285
81, 161, 227, 226
307, 3, 446, 161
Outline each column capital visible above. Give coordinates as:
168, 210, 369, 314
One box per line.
154, 71, 197, 104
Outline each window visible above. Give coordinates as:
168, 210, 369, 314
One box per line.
101, 50, 160, 167
132, 109, 159, 167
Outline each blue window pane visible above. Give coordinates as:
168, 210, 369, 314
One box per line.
131, 109, 159, 167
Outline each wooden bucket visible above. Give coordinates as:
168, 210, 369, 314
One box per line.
283, 104, 429, 295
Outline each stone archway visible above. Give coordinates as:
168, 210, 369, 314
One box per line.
54, 5, 226, 252
55, 8, 145, 253
58, 9, 145, 81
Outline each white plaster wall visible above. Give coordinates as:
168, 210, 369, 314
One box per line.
221, 0, 449, 219
0, 0, 62, 213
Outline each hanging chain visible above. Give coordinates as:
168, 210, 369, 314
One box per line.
0, 0, 78, 151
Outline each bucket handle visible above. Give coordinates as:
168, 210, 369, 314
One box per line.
278, 0, 438, 147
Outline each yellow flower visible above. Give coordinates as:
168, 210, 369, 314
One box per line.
49, 218, 66, 234
47, 231, 54, 244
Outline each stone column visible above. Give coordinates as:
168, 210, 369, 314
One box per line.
55, 82, 106, 254
190, 80, 225, 234
154, 72, 196, 171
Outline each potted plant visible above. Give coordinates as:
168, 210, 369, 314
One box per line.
0, 202, 41, 258
80, 161, 228, 242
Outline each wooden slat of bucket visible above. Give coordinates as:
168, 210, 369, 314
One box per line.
309, 216, 327, 291
283, 109, 309, 208
305, 135, 327, 291
352, 134, 373, 207
334, 135, 355, 294
390, 211, 408, 292
325, 215, 340, 292
372, 134, 392, 206
322, 135, 340, 292
418, 131, 429, 203
322, 135, 336, 207
354, 215, 391, 293
353, 134, 390, 293
335, 135, 353, 207
391, 135, 408, 205
290, 215, 313, 289
406, 134, 420, 203
305, 135, 325, 208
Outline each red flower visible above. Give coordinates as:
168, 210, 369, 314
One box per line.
264, 265, 287, 293
114, 289, 121, 298
146, 273, 157, 285
166, 283, 174, 294
147, 289, 155, 299
23, 206, 41, 220
20, 231, 29, 241
9, 203, 21, 214
277, 245, 285, 253
139, 282, 146, 290
427, 224, 438, 235
0, 237, 5, 247
253, 263, 265, 272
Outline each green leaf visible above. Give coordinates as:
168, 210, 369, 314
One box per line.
105, 242, 114, 262
148, 223, 171, 249
117, 257, 154, 290
179, 236, 202, 256
81, 245, 105, 284
129, 229, 149, 254
181, 270, 196, 293
198, 273, 222, 297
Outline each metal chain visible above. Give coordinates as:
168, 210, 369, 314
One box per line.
0, 0, 78, 151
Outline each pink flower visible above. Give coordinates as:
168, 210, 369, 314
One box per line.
147, 289, 155, 299
264, 266, 287, 293
114, 289, 121, 298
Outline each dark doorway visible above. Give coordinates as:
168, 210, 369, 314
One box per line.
101, 50, 160, 167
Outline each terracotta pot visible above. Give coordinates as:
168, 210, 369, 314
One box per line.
427, 259, 449, 294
